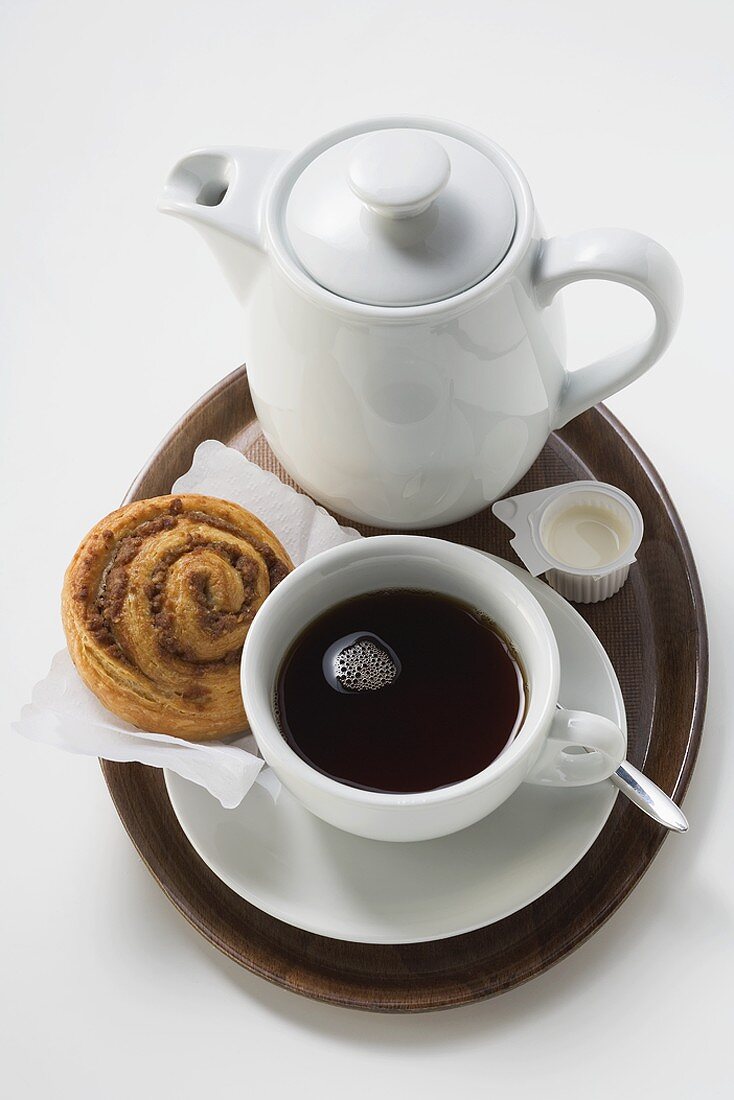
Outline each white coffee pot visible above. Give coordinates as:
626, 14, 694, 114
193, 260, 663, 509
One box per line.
160, 117, 682, 528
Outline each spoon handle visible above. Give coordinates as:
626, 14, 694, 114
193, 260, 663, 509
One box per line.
611, 761, 689, 832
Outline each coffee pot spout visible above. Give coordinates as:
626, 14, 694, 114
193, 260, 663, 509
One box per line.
158, 146, 289, 302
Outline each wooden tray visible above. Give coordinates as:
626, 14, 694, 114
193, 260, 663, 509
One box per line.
101, 365, 707, 1012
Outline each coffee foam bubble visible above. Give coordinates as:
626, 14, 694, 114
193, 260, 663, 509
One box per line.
323, 633, 401, 693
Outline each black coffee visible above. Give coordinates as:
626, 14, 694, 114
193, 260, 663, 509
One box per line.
275, 589, 525, 794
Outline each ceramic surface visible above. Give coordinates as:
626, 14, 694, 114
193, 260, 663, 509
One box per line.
160, 117, 683, 528
241, 537, 625, 841
284, 127, 516, 305
165, 556, 624, 944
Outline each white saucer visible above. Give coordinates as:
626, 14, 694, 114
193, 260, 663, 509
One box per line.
165, 555, 624, 945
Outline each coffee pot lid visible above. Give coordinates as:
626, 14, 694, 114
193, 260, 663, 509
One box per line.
284, 125, 517, 307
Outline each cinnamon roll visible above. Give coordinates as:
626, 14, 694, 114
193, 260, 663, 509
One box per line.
61, 494, 293, 741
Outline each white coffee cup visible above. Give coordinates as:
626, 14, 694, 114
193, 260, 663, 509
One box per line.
241, 536, 626, 842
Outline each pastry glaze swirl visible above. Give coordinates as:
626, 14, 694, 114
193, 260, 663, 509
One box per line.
61, 494, 293, 741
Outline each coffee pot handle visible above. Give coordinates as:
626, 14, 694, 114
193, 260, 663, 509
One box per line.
526, 708, 626, 787
534, 228, 683, 429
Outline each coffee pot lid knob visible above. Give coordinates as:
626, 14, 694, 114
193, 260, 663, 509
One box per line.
347, 131, 451, 220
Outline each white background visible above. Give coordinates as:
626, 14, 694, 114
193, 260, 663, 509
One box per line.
2, 1, 732, 1096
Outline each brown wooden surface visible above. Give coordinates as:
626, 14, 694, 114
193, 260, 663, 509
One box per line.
101, 364, 708, 1012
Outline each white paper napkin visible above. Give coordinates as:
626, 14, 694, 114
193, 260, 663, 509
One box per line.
14, 441, 361, 808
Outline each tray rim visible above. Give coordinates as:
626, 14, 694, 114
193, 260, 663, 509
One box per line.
101, 363, 708, 1011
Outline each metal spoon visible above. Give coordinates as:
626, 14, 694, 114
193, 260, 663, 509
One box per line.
609, 759, 688, 832
556, 705, 688, 832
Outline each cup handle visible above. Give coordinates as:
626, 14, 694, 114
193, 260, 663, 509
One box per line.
534, 228, 683, 429
526, 707, 626, 787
